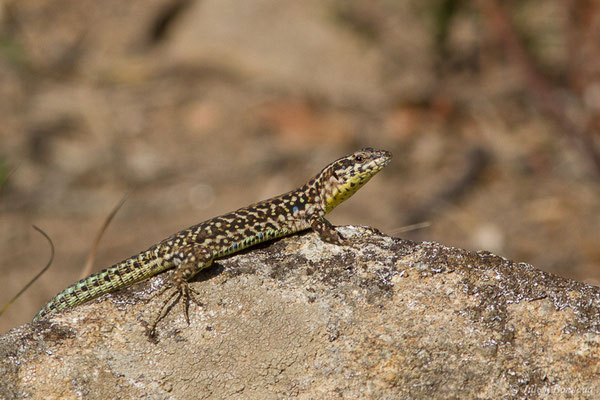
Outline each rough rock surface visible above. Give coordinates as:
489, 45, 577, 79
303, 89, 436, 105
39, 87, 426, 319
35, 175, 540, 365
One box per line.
1, 226, 600, 399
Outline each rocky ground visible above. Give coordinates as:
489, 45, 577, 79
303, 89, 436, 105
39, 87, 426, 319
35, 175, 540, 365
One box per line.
2, 228, 599, 399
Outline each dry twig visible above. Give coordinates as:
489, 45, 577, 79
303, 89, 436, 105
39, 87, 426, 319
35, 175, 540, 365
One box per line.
0, 226, 55, 317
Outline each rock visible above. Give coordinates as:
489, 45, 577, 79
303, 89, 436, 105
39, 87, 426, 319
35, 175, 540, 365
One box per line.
1, 226, 599, 399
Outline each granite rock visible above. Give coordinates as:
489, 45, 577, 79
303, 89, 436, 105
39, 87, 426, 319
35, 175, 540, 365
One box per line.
1, 226, 599, 399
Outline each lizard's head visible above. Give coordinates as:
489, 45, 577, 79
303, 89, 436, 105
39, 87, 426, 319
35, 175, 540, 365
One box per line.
317, 148, 392, 213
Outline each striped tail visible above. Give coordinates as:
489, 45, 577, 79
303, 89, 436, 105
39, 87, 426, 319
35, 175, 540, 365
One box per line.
33, 249, 167, 321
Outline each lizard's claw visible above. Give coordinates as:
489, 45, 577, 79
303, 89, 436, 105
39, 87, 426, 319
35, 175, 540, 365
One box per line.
148, 281, 203, 338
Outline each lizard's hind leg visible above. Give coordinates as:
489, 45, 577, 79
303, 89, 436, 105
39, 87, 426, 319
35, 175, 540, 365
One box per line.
148, 247, 212, 337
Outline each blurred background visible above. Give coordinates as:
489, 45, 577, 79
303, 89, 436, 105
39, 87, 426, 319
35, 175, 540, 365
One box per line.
2, 0, 600, 333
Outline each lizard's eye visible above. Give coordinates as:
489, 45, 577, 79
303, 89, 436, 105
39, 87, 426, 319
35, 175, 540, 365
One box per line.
356, 155, 364, 162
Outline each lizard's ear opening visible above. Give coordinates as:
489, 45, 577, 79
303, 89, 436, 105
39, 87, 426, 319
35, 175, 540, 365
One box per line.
322, 166, 340, 182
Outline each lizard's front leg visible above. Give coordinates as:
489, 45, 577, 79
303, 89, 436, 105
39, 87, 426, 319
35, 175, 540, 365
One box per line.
149, 247, 212, 337
309, 215, 347, 245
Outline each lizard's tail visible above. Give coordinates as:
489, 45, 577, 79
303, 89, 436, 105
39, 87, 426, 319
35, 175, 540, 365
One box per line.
33, 249, 167, 321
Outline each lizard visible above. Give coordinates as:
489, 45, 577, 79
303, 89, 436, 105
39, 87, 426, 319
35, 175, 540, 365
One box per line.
33, 148, 392, 335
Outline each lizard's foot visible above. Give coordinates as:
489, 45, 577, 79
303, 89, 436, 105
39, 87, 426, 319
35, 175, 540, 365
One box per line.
148, 280, 203, 338
310, 216, 348, 245
325, 228, 347, 245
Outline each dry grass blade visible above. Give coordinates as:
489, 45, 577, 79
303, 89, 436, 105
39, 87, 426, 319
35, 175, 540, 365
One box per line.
79, 193, 129, 279
389, 221, 431, 235
0, 162, 20, 194
0, 225, 55, 317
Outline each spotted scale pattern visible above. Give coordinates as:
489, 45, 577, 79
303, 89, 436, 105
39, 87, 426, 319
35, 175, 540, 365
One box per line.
33, 148, 392, 323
